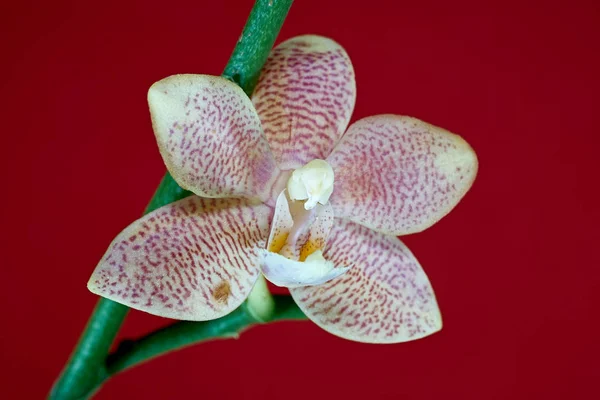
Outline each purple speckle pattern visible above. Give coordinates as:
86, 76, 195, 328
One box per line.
327, 115, 478, 235
89, 36, 479, 338
252, 35, 356, 171
88, 197, 272, 320
290, 218, 441, 343
149, 74, 279, 200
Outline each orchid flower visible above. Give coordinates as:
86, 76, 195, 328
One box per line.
88, 35, 478, 343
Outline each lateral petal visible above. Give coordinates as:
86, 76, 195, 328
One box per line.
88, 197, 271, 320
328, 115, 478, 235
252, 35, 356, 170
148, 74, 280, 201
290, 219, 442, 343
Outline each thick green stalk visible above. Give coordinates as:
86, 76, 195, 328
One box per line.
50, 1, 297, 398
222, 0, 293, 96
105, 295, 305, 376
50, 300, 128, 399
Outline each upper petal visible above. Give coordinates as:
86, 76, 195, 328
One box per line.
149, 74, 280, 201
328, 115, 478, 235
88, 197, 271, 321
252, 35, 356, 170
290, 219, 442, 343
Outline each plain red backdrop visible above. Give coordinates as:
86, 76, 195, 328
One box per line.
1, 0, 599, 398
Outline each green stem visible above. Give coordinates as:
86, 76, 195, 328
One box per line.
222, 0, 293, 96
50, 300, 128, 400
50, 1, 297, 398
105, 295, 305, 376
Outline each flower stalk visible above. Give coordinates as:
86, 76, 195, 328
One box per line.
50, 1, 298, 398
104, 295, 305, 377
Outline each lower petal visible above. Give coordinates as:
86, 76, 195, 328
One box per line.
290, 219, 442, 343
88, 197, 271, 321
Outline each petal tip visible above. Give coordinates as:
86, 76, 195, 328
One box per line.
86, 275, 99, 296
423, 303, 444, 337
285, 34, 344, 52
443, 130, 479, 185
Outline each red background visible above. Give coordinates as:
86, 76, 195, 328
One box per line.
2, 0, 599, 398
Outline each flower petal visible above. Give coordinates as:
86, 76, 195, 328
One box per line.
88, 197, 271, 320
290, 219, 442, 343
148, 74, 280, 201
260, 250, 350, 288
252, 35, 356, 170
328, 115, 478, 235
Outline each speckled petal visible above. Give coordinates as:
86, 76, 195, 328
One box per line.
252, 35, 356, 170
148, 74, 280, 201
290, 219, 442, 343
88, 197, 271, 321
328, 115, 478, 235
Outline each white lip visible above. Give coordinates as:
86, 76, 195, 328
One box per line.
259, 249, 351, 288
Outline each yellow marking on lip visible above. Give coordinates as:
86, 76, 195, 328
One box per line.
299, 237, 325, 262
268, 232, 289, 253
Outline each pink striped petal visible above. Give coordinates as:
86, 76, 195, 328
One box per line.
252, 35, 356, 170
88, 197, 271, 320
290, 219, 442, 343
328, 115, 478, 235
148, 74, 280, 201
